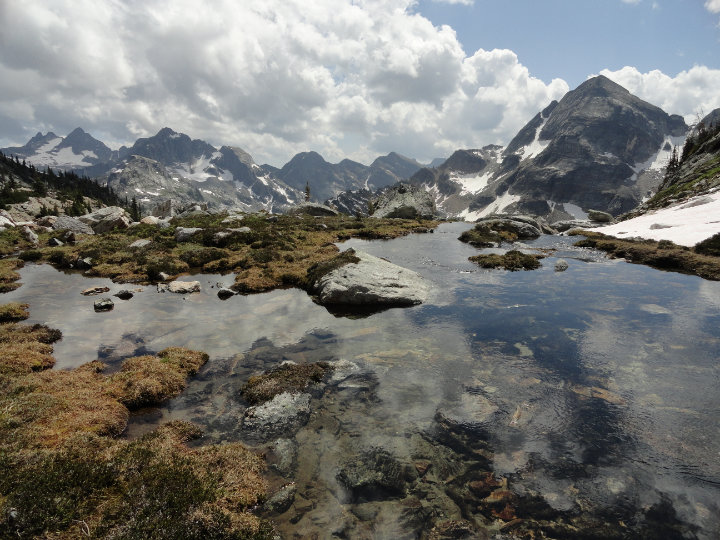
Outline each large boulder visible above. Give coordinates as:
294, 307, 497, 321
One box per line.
474, 216, 542, 239
287, 202, 339, 217
78, 206, 131, 233
51, 215, 95, 235
371, 183, 435, 219
311, 249, 429, 308
242, 392, 311, 442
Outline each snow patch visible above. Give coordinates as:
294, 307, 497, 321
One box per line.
452, 170, 493, 196
517, 116, 550, 160
593, 191, 720, 246
459, 191, 521, 221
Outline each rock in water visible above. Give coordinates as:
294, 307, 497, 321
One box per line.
93, 298, 114, 312
82, 286, 110, 296
242, 392, 311, 442
162, 281, 200, 294
311, 249, 429, 307
554, 259, 569, 272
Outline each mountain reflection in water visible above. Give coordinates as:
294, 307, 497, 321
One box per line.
5, 222, 720, 538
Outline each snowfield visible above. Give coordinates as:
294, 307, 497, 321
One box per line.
592, 190, 720, 246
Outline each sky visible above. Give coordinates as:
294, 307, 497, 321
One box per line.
0, 0, 719, 167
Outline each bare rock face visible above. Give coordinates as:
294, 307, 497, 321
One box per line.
371, 183, 435, 219
311, 249, 429, 308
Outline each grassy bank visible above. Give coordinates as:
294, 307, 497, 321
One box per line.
4, 213, 437, 293
574, 230, 720, 280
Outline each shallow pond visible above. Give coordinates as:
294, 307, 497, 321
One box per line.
5, 222, 720, 538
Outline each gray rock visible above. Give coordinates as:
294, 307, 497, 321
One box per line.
264, 483, 297, 514
588, 209, 614, 223
475, 216, 542, 239
174, 227, 203, 242
139, 215, 160, 225
554, 259, 569, 272
287, 202, 339, 217
76, 257, 93, 270
114, 290, 134, 300
551, 219, 590, 232
129, 239, 151, 249
20, 225, 38, 245
312, 249, 429, 308
48, 237, 64, 247
51, 215, 95, 235
82, 286, 110, 296
78, 206, 132, 233
159, 280, 201, 294
242, 392, 311, 442
270, 438, 298, 476
436, 393, 499, 428
93, 298, 114, 312
337, 447, 412, 501
371, 183, 435, 219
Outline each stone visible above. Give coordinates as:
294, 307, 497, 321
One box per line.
337, 447, 412, 501
0, 209, 17, 228
551, 219, 591, 232
140, 215, 160, 225
217, 288, 235, 300
587, 209, 614, 223
270, 438, 298, 476
35, 215, 57, 227
160, 280, 201, 294
114, 290, 134, 300
312, 249, 429, 308
242, 392, 311, 442
76, 257, 93, 270
51, 215, 95, 235
264, 483, 297, 514
287, 202, 339, 217
93, 298, 114, 312
554, 259, 569, 272
174, 227, 203, 242
474, 216, 542, 240
48, 238, 64, 247
20, 225, 38, 245
371, 183, 435, 219
82, 286, 110, 296
78, 206, 132, 233
63, 231, 77, 244
129, 239, 151, 249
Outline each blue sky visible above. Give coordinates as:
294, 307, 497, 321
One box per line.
416, 0, 719, 87
0, 0, 719, 165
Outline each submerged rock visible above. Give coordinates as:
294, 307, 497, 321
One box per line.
337, 447, 413, 501
242, 392, 311, 442
311, 249, 429, 308
264, 483, 297, 514
82, 286, 110, 296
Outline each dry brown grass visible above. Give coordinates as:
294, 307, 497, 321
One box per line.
0, 322, 60, 374
108, 347, 209, 409
241, 361, 333, 405
0, 257, 23, 292
0, 301, 29, 322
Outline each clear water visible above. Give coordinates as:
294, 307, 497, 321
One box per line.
5, 222, 720, 538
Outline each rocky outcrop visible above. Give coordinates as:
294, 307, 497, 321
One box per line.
78, 207, 131, 233
160, 280, 201, 294
51, 215, 95, 235
371, 183, 435, 219
588, 209, 613, 223
310, 249, 429, 308
286, 202, 339, 217
174, 227, 203, 242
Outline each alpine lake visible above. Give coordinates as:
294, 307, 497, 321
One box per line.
5, 222, 720, 539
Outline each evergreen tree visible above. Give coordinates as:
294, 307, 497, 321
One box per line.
305, 182, 311, 202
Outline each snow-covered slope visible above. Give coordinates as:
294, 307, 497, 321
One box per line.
1, 128, 114, 170
592, 190, 720, 246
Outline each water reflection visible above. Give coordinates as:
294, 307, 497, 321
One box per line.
3, 222, 720, 537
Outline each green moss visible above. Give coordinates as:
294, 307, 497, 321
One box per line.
469, 250, 544, 271
241, 361, 333, 405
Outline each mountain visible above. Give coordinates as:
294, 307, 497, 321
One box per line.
409, 75, 688, 220
101, 128, 303, 211
1, 128, 116, 170
275, 151, 422, 202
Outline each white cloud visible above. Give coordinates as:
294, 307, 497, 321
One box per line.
431, 0, 474, 5
599, 66, 720, 125
705, 0, 720, 13
0, 0, 566, 165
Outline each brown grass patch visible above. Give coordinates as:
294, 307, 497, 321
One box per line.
469, 250, 544, 271
0, 322, 60, 374
0, 257, 23, 292
0, 301, 29, 322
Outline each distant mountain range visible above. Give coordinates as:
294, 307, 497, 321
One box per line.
2, 75, 692, 218
2, 127, 426, 212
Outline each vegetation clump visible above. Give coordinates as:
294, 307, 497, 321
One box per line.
0, 314, 272, 538
458, 224, 505, 247
240, 361, 334, 405
0, 301, 29, 322
574, 231, 720, 280
469, 250, 544, 271
0, 258, 23, 291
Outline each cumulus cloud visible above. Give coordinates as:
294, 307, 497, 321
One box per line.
599, 66, 720, 124
705, 0, 720, 13
0, 0, 566, 165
